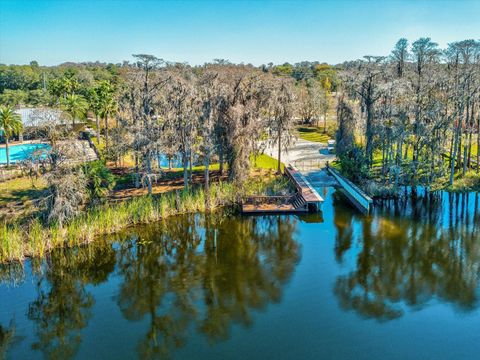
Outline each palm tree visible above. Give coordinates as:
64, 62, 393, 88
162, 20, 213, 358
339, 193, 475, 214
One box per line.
0, 107, 23, 167
88, 81, 116, 149
60, 94, 88, 126
87, 87, 102, 142
99, 96, 118, 150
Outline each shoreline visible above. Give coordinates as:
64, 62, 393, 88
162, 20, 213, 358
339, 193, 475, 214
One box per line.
1, 182, 238, 264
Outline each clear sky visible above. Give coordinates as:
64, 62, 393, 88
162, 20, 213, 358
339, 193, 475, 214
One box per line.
1, 0, 479, 66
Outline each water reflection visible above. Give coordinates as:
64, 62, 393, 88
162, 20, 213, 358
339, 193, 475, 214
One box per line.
1, 214, 299, 359
2, 189, 479, 358
114, 214, 300, 358
27, 244, 116, 359
334, 190, 480, 321
0, 320, 15, 359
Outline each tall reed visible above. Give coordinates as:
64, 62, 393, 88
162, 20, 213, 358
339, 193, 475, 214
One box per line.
0, 182, 238, 263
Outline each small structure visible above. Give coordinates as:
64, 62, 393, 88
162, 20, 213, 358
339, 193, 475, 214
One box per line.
327, 139, 336, 153
241, 194, 308, 214
16, 108, 66, 128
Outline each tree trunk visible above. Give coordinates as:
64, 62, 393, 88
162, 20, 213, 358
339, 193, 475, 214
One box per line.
204, 151, 210, 210
146, 153, 152, 195
365, 101, 374, 167
134, 153, 140, 188
219, 146, 224, 175
5, 137, 9, 167
189, 150, 193, 183
104, 116, 109, 150
183, 151, 188, 189
277, 128, 282, 174
95, 115, 100, 142
449, 132, 455, 169
477, 114, 480, 173
450, 115, 463, 186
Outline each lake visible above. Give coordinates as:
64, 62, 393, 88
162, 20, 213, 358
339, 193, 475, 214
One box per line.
0, 187, 479, 359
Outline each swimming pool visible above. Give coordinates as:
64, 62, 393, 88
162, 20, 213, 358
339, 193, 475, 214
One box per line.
0, 143, 51, 164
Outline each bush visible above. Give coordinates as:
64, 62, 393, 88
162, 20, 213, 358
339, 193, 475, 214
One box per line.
83, 160, 116, 203
339, 147, 370, 183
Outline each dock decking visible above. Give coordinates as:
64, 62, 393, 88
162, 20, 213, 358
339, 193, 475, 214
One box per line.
285, 166, 324, 205
241, 165, 324, 214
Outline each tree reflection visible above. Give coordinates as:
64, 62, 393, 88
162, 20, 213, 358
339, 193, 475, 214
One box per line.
27, 243, 116, 359
334, 190, 480, 321
114, 214, 300, 358
0, 319, 15, 359
198, 215, 300, 342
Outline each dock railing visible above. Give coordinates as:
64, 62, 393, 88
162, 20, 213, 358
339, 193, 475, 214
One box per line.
326, 166, 373, 213
285, 165, 324, 203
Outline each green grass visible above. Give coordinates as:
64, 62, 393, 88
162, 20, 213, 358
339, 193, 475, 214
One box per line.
0, 177, 46, 207
296, 126, 332, 143
250, 153, 284, 171
0, 177, 47, 221
445, 171, 480, 192
329, 160, 342, 171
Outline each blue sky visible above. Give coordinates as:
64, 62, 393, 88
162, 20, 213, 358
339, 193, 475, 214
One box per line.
1, 0, 479, 66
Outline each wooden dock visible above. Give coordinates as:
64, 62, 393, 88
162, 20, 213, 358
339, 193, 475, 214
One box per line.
285, 166, 324, 206
241, 194, 309, 213
241, 165, 324, 214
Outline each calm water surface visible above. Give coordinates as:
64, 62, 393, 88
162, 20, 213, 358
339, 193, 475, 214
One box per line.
0, 188, 479, 359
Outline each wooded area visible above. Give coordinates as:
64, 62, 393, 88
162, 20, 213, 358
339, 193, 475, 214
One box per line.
336, 38, 480, 193
1, 37, 479, 228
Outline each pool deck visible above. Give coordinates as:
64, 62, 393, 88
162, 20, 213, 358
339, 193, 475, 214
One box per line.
0, 140, 45, 148
0, 140, 98, 166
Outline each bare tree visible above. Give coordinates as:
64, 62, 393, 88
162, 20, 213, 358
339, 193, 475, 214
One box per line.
267, 77, 296, 173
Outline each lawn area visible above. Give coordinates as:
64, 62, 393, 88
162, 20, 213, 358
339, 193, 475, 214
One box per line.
0, 177, 46, 206
0, 176, 46, 220
250, 153, 284, 171
296, 125, 332, 143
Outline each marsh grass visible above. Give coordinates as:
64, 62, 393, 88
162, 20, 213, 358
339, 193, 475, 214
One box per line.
0, 182, 238, 263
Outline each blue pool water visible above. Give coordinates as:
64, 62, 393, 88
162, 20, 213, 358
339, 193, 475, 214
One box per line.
0, 143, 50, 164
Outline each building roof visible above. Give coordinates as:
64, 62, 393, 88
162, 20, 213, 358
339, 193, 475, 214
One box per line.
15, 107, 67, 128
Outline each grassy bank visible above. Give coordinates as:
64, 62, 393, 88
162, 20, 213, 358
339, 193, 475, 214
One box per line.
0, 164, 293, 263
443, 171, 480, 192
1, 182, 237, 263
